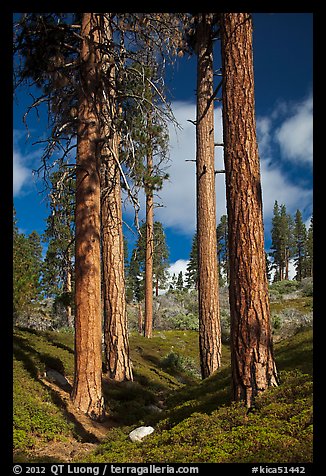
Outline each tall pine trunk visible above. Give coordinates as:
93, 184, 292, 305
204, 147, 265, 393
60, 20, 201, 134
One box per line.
196, 13, 221, 379
100, 15, 133, 381
65, 260, 73, 327
101, 144, 133, 381
138, 302, 143, 334
72, 13, 104, 420
144, 152, 154, 338
220, 13, 278, 407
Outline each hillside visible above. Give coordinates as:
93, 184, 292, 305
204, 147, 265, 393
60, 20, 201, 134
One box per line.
13, 322, 313, 463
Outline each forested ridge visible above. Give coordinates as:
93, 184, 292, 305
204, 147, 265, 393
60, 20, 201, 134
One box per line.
13, 12, 313, 465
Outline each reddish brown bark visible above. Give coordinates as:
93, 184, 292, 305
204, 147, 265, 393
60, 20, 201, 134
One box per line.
220, 13, 278, 407
196, 13, 222, 379
100, 15, 133, 381
138, 302, 143, 334
71, 13, 104, 420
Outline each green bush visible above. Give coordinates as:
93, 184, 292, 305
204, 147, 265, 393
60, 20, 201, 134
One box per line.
300, 278, 313, 297
170, 313, 198, 331
269, 280, 300, 295
14, 326, 313, 464
84, 367, 312, 464
161, 352, 201, 379
272, 313, 282, 330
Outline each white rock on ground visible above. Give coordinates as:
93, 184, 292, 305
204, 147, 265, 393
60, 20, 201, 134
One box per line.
129, 426, 155, 442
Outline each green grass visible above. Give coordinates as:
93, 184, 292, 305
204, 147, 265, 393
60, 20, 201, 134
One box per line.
13, 326, 313, 463
270, 296, 313, 314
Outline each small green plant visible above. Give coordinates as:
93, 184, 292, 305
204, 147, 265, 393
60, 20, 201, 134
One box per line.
161, 351, 201, 379
301, 278, 313, 297
272, 313, 282, 330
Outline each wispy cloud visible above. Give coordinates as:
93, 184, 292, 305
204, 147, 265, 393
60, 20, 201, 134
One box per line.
275, 94, 313, 166
155, 101, 226, 236
260, 158, 312, 219
153, 97, 313, 238
13, 130, 41, 197
256, 92, 313, 223
167, 259, 189, 279
13, 148, 31, 196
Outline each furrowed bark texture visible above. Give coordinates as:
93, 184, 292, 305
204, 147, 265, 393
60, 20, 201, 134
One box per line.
100, 15, 133, 381
220, 13, 278, 407
72, 13, 104, 420
196, 13, 222, 379
101, 136, 133, 381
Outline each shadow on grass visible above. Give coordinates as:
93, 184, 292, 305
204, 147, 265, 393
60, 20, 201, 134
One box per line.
13, 334, 65, 379
13, 332, 102, 445
275, 330, 313, 375
162, 366, 232, 427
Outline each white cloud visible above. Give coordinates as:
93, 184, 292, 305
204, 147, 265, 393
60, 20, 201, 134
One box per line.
126, 95, 313, 248
260, 158, 312, 220
256, 94, 313, 224
13, 148, 31, 196
13, 130, 41, 197
256, 116, 272, 156
275, 94, 313, 166
167, 259, 189, 279
155, 101, 226, 236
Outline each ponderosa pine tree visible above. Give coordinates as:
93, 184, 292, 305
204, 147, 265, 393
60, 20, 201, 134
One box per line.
42, 166, 75, 327
185, 233, 198, 290
97, 14, 133, 382
121, 58, 170, 338
14, 207, 43, 321
270, 201, 294, 281
131, 221, 169, 305
220, 12, 278, 407
195, 13, 221, 378
14, 12, 184, 418
14, 13, 105, 419
71, 13, 105, 419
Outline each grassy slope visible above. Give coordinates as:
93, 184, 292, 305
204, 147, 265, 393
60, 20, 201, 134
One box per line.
13, 326, 313, 463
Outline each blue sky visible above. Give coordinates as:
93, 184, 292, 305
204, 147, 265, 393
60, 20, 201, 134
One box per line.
13, 13, 313, 278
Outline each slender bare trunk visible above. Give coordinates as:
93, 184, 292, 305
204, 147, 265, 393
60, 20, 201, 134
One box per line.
138, 302, 143, 335
220, 13, 278, 408
144, 148, 154, 338
65, 261, 73, 327
196, 13, 221, 379
72, 13, 104, 421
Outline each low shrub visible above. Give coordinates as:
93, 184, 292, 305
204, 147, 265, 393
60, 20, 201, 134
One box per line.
161, 352, 201, 380
169, 313, 198, 331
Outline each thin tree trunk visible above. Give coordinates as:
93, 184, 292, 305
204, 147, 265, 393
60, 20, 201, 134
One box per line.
138, 301, 143, 334
196, 13, 222, 379
71, 13, 104, 421
220, 13, 278, 408
100, 15, 133, 381
65, 261, 73, 327
285, 247, 289, 280
144, 148, 154, 338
